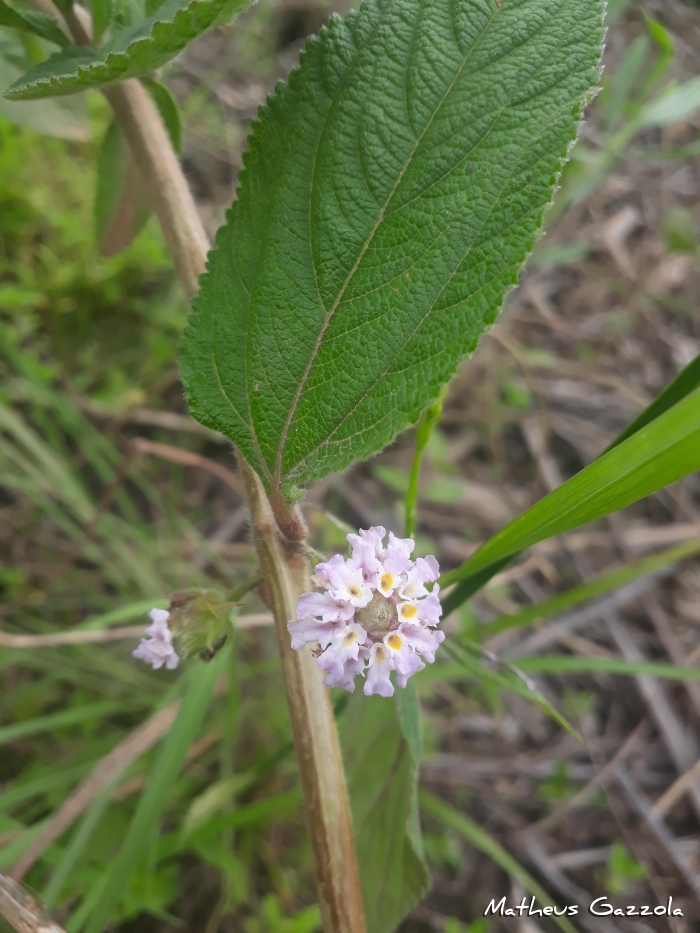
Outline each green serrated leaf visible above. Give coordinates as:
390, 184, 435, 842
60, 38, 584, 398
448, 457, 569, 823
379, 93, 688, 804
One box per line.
339, 684, 430, 933
180, 0, 603, 494
0, 0, 70, 46
0, 49, 89, 138
4, 0, 252, 99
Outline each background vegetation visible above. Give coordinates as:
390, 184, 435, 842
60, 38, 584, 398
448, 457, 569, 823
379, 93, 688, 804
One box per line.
1, 0, 700, 929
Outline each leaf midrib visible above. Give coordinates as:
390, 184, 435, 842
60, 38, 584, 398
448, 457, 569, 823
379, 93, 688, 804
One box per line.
271, 0, 506, 483
289, 117, 553, 478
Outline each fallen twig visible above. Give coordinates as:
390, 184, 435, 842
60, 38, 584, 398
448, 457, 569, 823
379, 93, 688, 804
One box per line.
0, 613, 273, 649
0, 874, 67, 933
130, 437, 243, 494
10, 703, 180, 881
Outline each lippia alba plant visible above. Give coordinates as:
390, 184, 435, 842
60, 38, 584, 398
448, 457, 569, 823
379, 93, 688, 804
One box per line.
175, 0, 604, 927
5, 0, 700, 928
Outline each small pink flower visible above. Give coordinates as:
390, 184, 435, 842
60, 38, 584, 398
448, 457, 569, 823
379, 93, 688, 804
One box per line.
323, 652, 368, 692
347, 539, 382, 586
399, 556, 439, 600
317, 623, 367, 679
384, 630, 425, 688
364, 643, 395, 697
287, 616, 347, 651
288, 527, 443, 694
397, 621, 445, 664
376, 549, 411, 597
387, 532, 415, 558
314, 553, 372, 607
133, 608, 180, 670
297, 591, 355, 624
348, 526, 386, 560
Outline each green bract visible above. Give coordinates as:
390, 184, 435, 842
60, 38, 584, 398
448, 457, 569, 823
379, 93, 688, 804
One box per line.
3, 0, 251, 99
180, 0, 603, 495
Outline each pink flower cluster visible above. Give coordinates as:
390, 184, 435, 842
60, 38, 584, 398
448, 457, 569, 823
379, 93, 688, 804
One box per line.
288, 527, 444, 696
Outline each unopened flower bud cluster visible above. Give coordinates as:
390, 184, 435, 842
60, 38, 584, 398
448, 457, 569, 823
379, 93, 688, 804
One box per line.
288, 527, 444, 696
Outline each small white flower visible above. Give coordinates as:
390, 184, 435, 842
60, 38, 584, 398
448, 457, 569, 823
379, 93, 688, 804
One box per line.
398, 556, 439, 600
133, 608, 179, 670
314, 553, 372, 607
317, 623, 367, 679
397, 621, 444, 664
288, 527, 444, 694
364, 643, 395, 697
376, 549, 411, 597
383, 630, 425, 687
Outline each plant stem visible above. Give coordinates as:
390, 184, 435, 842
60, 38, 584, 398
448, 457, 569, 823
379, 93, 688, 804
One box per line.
404, 442, 424, 539
55, 7, 365, 921
238, 459, 365, 932
103, 79, 209, 301
404, 388, 446, 537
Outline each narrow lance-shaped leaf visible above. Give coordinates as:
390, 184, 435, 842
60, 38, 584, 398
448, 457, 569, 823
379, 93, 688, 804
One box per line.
440, 359, 700, 614
4, 0, 252, 99
441, 387, 700, 590
477, 539, 700, 639
601, 351, 700, 454
441, 641, 580, 739
180, 0, 603, 496
420, 791, 577, 933
83, 656, 222, 933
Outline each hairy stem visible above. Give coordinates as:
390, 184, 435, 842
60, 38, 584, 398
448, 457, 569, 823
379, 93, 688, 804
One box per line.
54, 7, 365, 922
102, 80, 209, 300
238, 458, 365, 932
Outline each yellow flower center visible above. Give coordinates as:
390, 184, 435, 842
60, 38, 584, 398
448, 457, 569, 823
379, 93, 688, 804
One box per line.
399, 603, 418, 620
347, 583, 363, 599
374, 646, 386, 663
386, 633, 402, 651
342, 630, 358, 647
379, 572, 393, 591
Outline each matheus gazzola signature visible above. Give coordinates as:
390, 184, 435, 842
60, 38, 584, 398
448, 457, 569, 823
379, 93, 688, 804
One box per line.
484, 896, 684, 918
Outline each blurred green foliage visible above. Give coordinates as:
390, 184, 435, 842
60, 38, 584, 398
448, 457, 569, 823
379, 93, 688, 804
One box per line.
0, 0, 699, 928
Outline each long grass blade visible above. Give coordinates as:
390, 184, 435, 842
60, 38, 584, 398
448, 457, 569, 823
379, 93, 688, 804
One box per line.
601, 351, 700, 454
82, 656, 222, 933
514, 656, 700, 680
477, 539, 700, 640
419, 792, 577, 933
0, 701, 143, 746
440, 387, 700, 587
